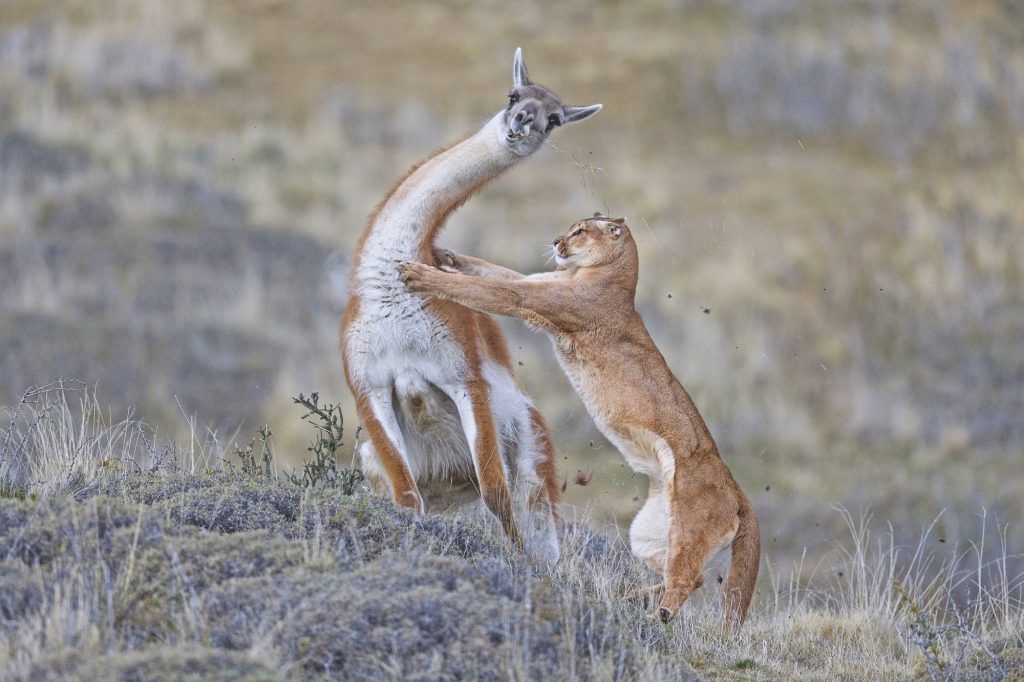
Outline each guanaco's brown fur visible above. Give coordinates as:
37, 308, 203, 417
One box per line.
340, 50, 600, 560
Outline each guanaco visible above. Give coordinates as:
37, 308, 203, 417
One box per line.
340, 49, 601, 560
401, 215, 760, 626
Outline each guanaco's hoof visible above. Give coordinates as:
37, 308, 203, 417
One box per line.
658, 607, 674, 623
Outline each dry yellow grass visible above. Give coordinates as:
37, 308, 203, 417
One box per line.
0, 0, 1022, 646
1, 385, 1021, 680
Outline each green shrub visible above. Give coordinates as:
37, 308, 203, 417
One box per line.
286, 392, 363, 493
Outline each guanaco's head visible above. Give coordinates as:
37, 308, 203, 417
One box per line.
552, 213, 635, 269
501, 48, 602, 157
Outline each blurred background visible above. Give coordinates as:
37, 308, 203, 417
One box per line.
1, 0, 1021, 570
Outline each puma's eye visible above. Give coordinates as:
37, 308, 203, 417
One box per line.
546, 113, 562, 131
570, 228, 583, 238
507, 91, 519, 108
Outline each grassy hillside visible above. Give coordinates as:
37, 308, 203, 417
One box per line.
0, 0, 1022, 666
1, 384, 1020, 680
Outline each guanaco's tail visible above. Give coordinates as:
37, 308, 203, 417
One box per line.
724, 496, 761, 628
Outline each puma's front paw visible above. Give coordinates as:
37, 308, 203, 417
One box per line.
432, 247, 459, 272
400, 261, 442, 293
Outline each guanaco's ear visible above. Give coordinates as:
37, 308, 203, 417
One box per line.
513, 47, 531, 88
563, 104, 603, 124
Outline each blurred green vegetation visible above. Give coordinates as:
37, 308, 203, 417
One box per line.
0, 0, 1021, 570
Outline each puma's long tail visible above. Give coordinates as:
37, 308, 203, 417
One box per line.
725, 496, 761, 628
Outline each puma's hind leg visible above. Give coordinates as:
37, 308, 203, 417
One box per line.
656, 481, 740, 623
626, 486, 671, 612
629, 485, 670, 573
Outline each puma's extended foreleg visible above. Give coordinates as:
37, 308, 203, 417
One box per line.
433, 248, 527, 281
402, 262, 581, 332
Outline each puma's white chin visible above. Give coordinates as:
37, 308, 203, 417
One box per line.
554, 253, 570, 268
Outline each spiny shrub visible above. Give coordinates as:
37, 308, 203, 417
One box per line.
287, 392, 363, 494
229, 425, 275, 482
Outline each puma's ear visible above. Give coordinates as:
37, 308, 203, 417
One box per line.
593, 211, 605, 218
610, 225, 623, 238
611, 216, 627, 225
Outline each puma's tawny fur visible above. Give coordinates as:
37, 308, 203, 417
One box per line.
402, 215, 760, 626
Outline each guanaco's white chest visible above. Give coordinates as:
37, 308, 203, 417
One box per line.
345, 283, 465, 391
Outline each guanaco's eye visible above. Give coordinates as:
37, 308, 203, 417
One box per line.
546, 113, 562, 131
507, 91, 519, 108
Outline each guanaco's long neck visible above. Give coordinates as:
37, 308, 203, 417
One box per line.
355, 112, 519, 288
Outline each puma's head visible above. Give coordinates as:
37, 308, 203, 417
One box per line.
552, 213, 633, 269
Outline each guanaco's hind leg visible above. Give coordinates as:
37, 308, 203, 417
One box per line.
356, 388, 424, 512
445, 380, 524, 548
517, 406, 560, 561
657, 481, 739, 623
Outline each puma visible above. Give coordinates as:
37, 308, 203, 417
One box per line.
401, 214, 760, 627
